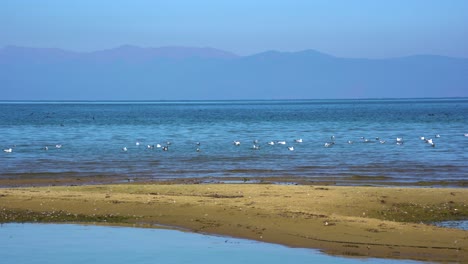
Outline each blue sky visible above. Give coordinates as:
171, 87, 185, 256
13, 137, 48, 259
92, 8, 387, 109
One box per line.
1, 0, 468, 58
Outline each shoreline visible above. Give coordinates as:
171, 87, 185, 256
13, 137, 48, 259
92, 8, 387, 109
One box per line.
0, 182, 467, 262
1, 175, 467, 188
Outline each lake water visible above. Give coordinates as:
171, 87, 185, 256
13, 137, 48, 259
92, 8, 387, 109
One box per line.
0, 223, 425, 264
0, 99, 467, 186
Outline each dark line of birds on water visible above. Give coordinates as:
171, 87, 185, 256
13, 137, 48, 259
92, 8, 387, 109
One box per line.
5, 133, 467, 154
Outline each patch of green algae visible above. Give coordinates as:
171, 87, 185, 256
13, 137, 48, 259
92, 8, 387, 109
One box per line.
370, 201, 468, 223
0, 208, 129, 224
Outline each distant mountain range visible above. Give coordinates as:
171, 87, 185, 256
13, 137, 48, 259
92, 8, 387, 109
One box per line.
1, 45, 467, 100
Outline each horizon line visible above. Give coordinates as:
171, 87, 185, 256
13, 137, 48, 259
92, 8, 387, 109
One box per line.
1, 97, 467, 104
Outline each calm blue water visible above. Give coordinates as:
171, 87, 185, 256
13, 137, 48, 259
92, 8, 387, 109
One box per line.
0, 99, 467, 185
0, 223, 424, 264
436, 220, 468, 230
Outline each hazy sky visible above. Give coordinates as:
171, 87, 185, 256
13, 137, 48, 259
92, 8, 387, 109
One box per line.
1, 0, 468, 58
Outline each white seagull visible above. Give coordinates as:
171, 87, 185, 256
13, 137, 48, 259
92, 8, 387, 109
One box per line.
55, 144, 62, 149
122, 147, 128, 152
277, 141, 286, 145
287, 146, 294, 151
425, 138, 435, 147
3, 148, 13, 153
294, 138, 303, 143
267, 141, 275, 145
233, 141, 241, 146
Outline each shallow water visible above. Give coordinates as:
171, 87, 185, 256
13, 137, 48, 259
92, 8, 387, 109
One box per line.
435, 220, 468, 230
0, 223, 425, 264
0, 99, 467, 185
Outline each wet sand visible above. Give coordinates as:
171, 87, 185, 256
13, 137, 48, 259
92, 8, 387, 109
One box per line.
0, 182, 467, 262
1, 175, 467, 188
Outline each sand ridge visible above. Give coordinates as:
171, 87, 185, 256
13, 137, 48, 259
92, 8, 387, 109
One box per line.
1, 184, 467, 262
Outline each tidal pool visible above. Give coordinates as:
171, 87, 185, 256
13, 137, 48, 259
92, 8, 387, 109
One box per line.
0, 223, 425, 264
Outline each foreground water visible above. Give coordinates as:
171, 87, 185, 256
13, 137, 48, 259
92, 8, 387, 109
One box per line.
0, 223, 424, 264
0, 99, 467, 185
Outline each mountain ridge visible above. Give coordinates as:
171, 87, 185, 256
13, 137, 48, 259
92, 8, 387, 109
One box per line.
1, 45, 467, 100
3, 44, 468, 60
0, 45, 239, 60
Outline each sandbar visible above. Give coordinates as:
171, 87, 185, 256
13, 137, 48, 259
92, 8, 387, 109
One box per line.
0, 183, 467, 262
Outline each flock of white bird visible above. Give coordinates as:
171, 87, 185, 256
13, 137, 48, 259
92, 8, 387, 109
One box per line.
3, 133, 468, 154
118, 133, 463, 153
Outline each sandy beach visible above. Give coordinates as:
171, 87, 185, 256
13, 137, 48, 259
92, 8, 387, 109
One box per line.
0, 181, 467, 262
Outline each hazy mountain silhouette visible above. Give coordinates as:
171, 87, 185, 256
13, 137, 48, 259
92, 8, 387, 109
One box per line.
1, 45, 467, 100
